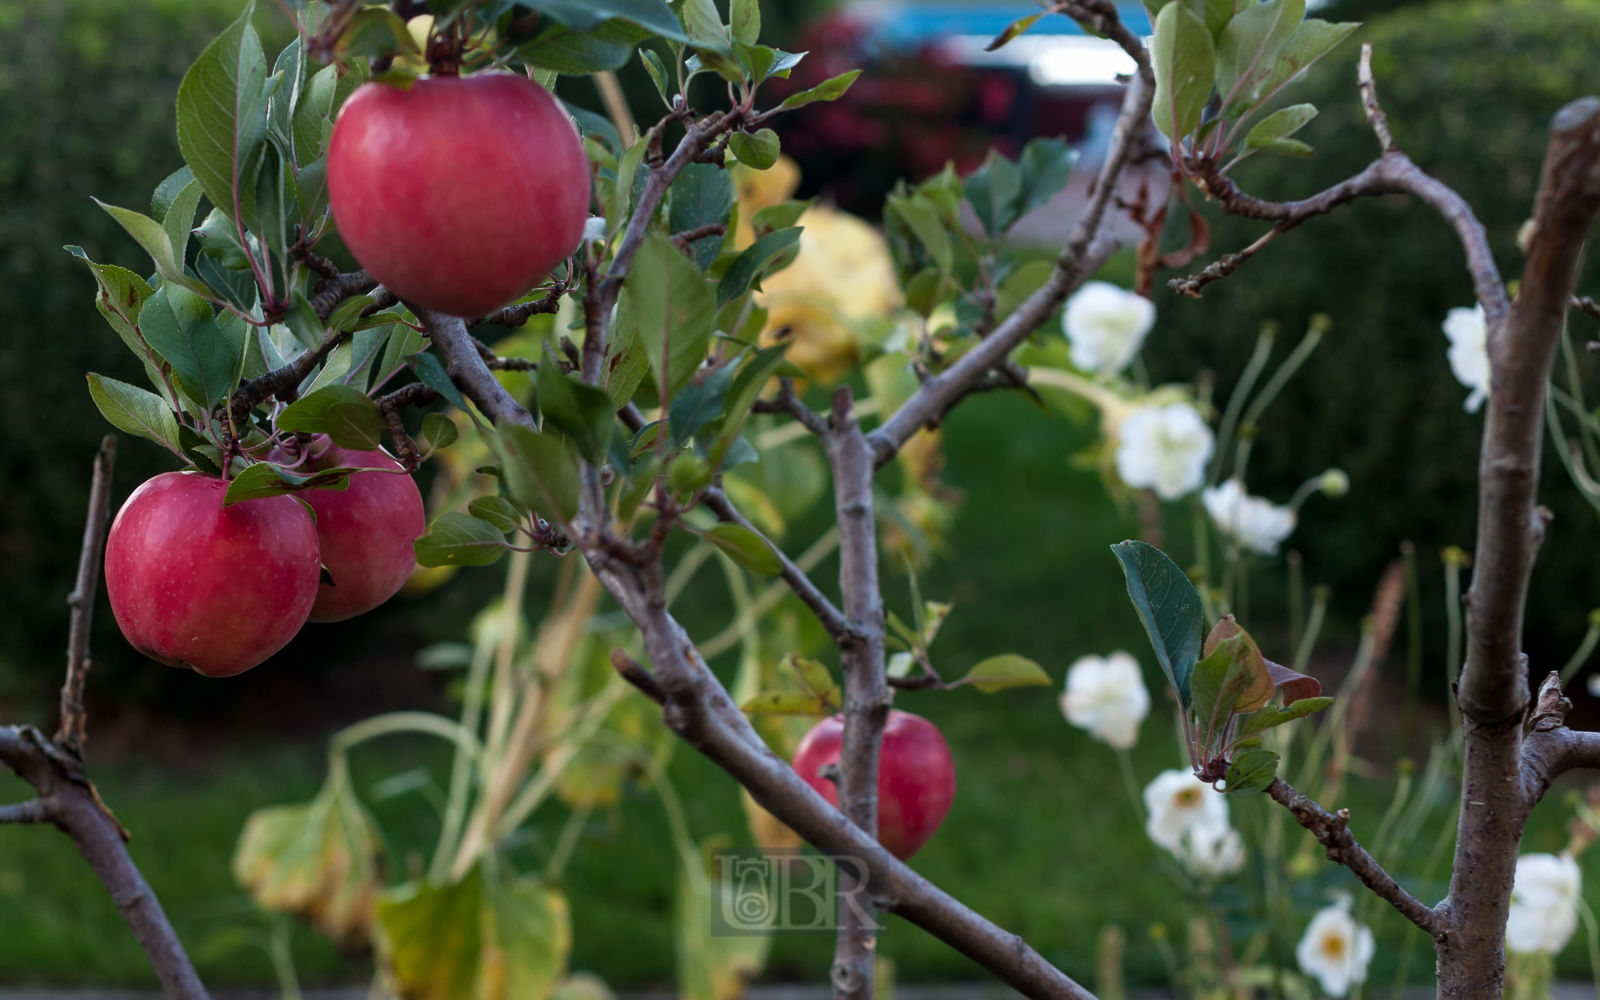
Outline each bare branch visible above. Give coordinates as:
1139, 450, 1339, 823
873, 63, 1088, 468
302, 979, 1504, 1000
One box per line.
1572, 294, 1600, 323
228, 327, 348, 429
669, 223, 727, 251
1267, 778, 1443, 942
0, 799, 45, 824
469, 268, 575, 329
416, 308, 536, 431
309, 269, 376, 320
609, 648, 667, 705
702, 487, 860, 648
751, 377, 829, 436
56, 434, 115, 755
1175, 47, 1509, 319
1357, 44, 1396, 155
1439, 95, 1600, 1000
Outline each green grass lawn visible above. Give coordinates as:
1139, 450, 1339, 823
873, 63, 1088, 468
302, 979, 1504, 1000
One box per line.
0, 390, 1592, 991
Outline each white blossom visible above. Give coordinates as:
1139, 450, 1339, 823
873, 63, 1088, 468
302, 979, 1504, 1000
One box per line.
1202, 478, 1297, 555
1506, 852, 1582, 955
582, 216, 607, 242
1442, 304, 1490, 413
1296, 897, 1375, 998
1182, 822, 1246, 878
1060, 652, 1150, 750
1142, 770, 1246, 878
1063, 281, 1155, 376
1114, 401, 1214, 500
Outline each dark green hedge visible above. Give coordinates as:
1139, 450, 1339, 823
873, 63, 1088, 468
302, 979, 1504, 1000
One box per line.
1150, 0, 1600, 674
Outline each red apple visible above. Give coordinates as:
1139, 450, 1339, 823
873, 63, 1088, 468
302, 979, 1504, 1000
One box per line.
327, 73, 590, 318
104, 471, 320, 678
791, 709, 956, 860
274, 436, 425, 622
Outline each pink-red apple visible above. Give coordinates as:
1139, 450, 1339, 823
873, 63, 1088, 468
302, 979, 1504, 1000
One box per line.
327, 73, 590, 318
104, 471, 320, 678
791, 709, 956, 860
274, 436, 425, 622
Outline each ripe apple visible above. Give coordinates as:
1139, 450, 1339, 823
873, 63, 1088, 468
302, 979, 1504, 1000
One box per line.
274, 436, 425, 622
327, 72, 590, 318
791, 709, 956, 860
104, 471, 320, 678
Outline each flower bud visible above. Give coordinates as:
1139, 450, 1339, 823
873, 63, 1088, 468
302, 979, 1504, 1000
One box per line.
1319, 468, 1350, 498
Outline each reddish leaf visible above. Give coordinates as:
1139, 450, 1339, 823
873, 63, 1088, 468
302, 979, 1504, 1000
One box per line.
1267, 661, 1321, 705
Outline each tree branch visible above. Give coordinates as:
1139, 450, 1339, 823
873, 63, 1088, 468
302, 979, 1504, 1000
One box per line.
702, 486, 860, 649
1, 444, 209, 1000
751, 376, 828, 436
1174, 46, 1509, 320
1437, 95, 1600, 1000
1267, 778, 1443, 941
821, 384, 888, 1000
415, 308, 536, 431
56, 434, 115, 755
308, 270, 376, 320
468, 267, 575, 329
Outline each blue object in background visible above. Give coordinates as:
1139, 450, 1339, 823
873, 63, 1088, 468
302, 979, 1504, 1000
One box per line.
848, 1, 1153, 52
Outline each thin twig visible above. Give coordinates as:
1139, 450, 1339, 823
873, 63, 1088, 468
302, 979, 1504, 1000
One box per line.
56, 434, 115, 756
1267, 778, 1443, 942
0, 799, 46, 824
1357, 44, 1396, 155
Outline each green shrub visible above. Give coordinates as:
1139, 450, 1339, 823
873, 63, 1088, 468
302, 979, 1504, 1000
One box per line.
1151, 0, 1600, 670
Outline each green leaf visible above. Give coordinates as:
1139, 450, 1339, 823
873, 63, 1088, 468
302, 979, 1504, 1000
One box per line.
1249, 136, 1314, 158
667, 362, 736, 449
960, 654, 1051, 693
1236, 696, 1333, 738
413, 512, 510, 567
537, 362, 615, 464
602, 297, 652, 405
1188, 637, 1251, 733
1193, 0, 1237, 42
468, 495, 525, 533
667, 453, 711, 495
1255, 19, 1360, 103
727, 128, 779, 170
176, 2, 269, 237
716, 227, 801, 308
86, 374, 180, 453
267, 39, 304, 160
153, 168, 204, 266
323, 400, 384, 451
678, 0, 727, 52
751, 199, 813, 240
1216, 0, 1305, 112
525, 0, 689, 41
624, 233, 716, 404
409, 350, 468, 410
293, 64, 339, 165
520, 24, 633, 73
669, 164, 735, 270
1151, 1, 1215, 140
1223, 748, 1279, 796
421, 412, 459, 451
697, 522, 781, 575
222, 461, 357, 506
1017, 137, 1078, 218
95, 200, 179, 282
378, 867, 485, 1000
303, 341, 355, 396
499, 424, 580, 522
1245, 102, 1317, 147
888, 193, 953, 271
986, 12, 1045, 51
961, 150, 1022, 239
778, 69, 861, 110
710, 344, 789, 468
377, 324, 424, 387
1111, 539, 1205, 706
140, 284, 237, 410
727, 0, 759, 45
66, 247, 161, 373
641, 48, 673, 106
481, 877, 570, 1000
278, 384, 383, 436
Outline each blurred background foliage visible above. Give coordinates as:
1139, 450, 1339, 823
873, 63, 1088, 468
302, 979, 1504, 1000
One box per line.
12, 0, 1600, 988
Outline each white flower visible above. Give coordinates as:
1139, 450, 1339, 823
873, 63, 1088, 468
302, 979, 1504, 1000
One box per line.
1296, 897, 1375, 998
1114, 401, 1214, 500
1063, 281, 1156, 376
1143, 770, 1245, 878
1507, 852, 1582, 955
1061, 652, 1150, 750
1202, 478, 1297, 555
582, 216, 607, 242
1442, 304, 1490, 413
1181, 822, 1245, 878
